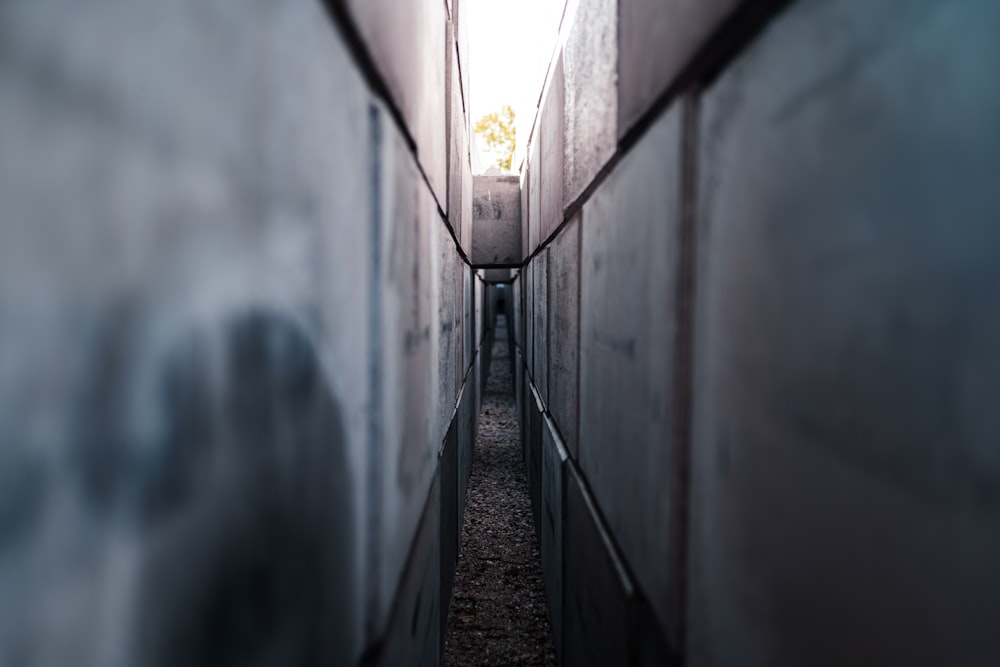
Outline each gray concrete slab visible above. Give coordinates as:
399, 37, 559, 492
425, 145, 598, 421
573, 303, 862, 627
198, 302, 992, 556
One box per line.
0, 1, 376, 663
526, 259, 535, 374
521, 163, 531, 260
483, 268, 513, 282
617, 0, 739, 137
436, 220, 460, 450
454, 0, 471, 125
512, 277, 523, 349
446, 28, 464, 237
563, 0, 617, 206
547, 216, 581, 458
375, 475, 441, 667
438, 419, 459, 649
463, 264, 474, 373
377, 123, 439, 628
529, 141, 542, 254
527, 384, 545, 536
564, 465, 634, 667
579, 105, 683, 641
532, 251, 550, 404
461, 150, 474, 258
689, 2, 1000, 666
541, 416, 570, 660
456, 377, 476, 529
474, 276, 484, 354
454, 251, 466, 395
346, 0, 448, 206
471, 175, 522, 267
540, 56, 565, 244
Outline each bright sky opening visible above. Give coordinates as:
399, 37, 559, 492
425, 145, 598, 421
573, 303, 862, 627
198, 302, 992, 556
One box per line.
467, 0, 566, 174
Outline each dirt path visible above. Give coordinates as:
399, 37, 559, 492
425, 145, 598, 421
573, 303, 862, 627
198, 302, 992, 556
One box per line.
442, 316, 556, 667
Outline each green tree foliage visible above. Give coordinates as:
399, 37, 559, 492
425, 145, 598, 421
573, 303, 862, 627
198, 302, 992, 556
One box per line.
474, 104, 516, 171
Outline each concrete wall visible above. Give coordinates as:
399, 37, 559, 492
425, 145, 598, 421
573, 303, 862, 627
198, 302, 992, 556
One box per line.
513, 0, 1000, 665
0, 0, 495, 665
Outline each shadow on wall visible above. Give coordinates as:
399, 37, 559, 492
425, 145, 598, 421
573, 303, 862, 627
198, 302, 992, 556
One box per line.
2, 309, 355, 667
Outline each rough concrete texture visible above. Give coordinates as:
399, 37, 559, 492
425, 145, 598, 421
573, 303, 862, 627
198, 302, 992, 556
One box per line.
439, 420, 460, 647
454, 0, 471, 130
580, 106, 682, 642
617, 0, 740, 136
563, 0, 617, 206
563, 465, 634, 667
345, 0, 447, 206
539, 56, 566, 244
461, 141, 475, 257
474, 278, 484, 356
373, 475, 441, 667
446, 28, 466, 238
541, 416, 569, 659
547, 216, 581, 457
0, 1, 379, 664
463, 265, 474, 372
436, 217, 460, 449
521, 161, 531, 259
454, 247, 466, 397
376, 120, 439, 629
456, 371, 478, 533
526, 261, 535, 375
528, 141, 542, 254
532, 252, 550, 404
484, 268, 514, 282
471, 175, 522, 267
526, 385, 546, 536
443, 324, 557, 667
512, 279, 522, 349
688, 2, 1000, 666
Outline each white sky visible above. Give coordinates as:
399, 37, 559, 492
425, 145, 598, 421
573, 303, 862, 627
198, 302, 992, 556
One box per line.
467, 0, 566, 173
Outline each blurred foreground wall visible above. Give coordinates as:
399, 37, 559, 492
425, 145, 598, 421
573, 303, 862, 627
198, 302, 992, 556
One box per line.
514, 0, 1000, 665
0, 0, 495, 665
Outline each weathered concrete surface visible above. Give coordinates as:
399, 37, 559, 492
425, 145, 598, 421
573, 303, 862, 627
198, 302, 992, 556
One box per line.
436, 217, 460, 450
439, 420, 459, 649
529, 140, 542, 254
526, 258, 536, 376
374, 475, 441, 667
484, 268, 514, 282
520, 160, 530, 260
463, 265, 474, 373
456, 371, 477, 532
471, 175, 522, 266
563, 0, 617, 206
617, 0, 739, 136
539, 57, 565, 244
532, 252, 550, 403
563, 465, 634, 667
454, 0, 471, 133
579, 105, 683, 644
541, 416, 569, 659
547, 216, 581, 457
455, 251, 466, 391
345, 0, 448, 206
688, 1, 1000, 665
376, 118, 441, 633
0, 1, 377, 664
461, 140, 475, 257
446, 25, 466, 239
0, 2, 489, 666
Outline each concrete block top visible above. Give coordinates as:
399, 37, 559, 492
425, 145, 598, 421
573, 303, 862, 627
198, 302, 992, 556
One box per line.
471, 175, 523, 267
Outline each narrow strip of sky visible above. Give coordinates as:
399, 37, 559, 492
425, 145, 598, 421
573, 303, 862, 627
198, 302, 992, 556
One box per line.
467, 0, 565, 173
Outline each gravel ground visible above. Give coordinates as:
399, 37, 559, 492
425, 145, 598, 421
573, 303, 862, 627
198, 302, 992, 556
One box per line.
442, 317, 557, 667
